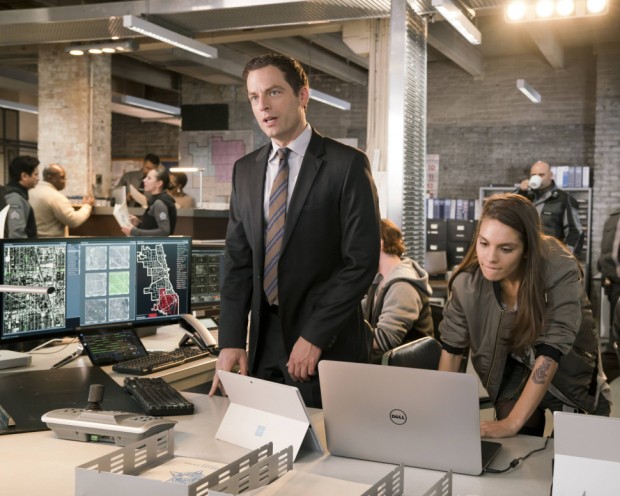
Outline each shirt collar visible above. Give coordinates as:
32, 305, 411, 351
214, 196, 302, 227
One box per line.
269, 123, 312, 161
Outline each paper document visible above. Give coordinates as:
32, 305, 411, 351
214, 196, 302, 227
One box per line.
129, 184, 148, 208
113, 202, 131, 228
0, 204, 10, 238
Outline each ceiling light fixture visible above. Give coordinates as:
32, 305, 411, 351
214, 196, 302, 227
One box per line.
505, 0, 608, 22
309, 89, 351, 111
0, 98, 38, 114
517, 79, 541, 103
123, 15, 217, 59
432, 0, 482, 45
65, 40, 137, 56
112, 94, 180, 116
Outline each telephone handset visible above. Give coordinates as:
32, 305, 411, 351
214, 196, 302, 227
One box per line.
178, 314, 218, 351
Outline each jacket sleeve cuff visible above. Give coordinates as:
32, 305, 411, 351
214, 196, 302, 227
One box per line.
534, 343, 562, 362
441, 341, 465, 355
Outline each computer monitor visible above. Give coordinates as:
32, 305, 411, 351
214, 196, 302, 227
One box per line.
190, 241, 225, 317
0, 236, 191, 346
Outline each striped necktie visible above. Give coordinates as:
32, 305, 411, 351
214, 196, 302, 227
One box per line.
263, 147, 290, 305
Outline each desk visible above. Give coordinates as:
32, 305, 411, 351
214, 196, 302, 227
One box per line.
2, 325, 218, 390
0, 392, 554, 495
0, 328, 555, 495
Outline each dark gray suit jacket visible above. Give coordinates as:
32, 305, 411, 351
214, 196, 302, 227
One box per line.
219, 128, 381, 373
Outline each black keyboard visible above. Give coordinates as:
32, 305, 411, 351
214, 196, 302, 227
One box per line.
112, 347, 213, 375
124, 377, 194, 416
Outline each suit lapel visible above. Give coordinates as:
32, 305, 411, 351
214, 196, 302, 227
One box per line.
281, 129, 325, 253
250, 143, 271, 253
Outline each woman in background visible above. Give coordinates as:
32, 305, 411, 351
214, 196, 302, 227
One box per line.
362, 218, 433, 363
167, 171, 197, 209
439, 193, 609, 438
121, 165, 177, 236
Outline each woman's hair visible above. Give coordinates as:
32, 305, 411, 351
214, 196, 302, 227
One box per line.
152, 165, 170, 191
449, 193, 547, 349
381, 219, 405, 257
171, 171, 188, 189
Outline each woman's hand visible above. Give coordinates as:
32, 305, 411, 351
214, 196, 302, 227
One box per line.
480, 417, 521, 438
128, 214, 140, 226
120, 225, 133, 236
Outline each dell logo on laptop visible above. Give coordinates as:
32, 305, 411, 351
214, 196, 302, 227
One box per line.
389, 409, 407, 425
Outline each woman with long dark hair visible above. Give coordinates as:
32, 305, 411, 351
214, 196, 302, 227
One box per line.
439, 193, 610, 438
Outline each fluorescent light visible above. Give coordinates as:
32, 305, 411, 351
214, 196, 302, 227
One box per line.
517, 79, 541, 103
432, 0, 481, 45
65, 40, 137, 56
0, 98, 38, 114
170, 167, 205, 208
309, 89, 351, 111
123, 15, 217, 59
170, 167, 204, 173
114, 94, 180, 116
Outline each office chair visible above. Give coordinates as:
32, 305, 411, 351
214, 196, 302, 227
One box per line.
381, 336, 442, 370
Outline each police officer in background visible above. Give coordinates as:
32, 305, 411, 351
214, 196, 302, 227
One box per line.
599, 208, 620, 341
517, 160, 583, 255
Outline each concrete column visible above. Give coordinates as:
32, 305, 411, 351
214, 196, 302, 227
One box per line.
385, 0, 428, 261
38, 45, 111, 198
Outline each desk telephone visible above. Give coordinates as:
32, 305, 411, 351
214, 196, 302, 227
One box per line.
178, 314, 218, 352
42, 384, 176, 446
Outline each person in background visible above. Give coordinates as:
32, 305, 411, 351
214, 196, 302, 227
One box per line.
209, 53, 381, 408
167, 171, 197, 209
5, 155, 39, 239
121, 165, 176, 236
517, 160, 583, 254
29, 164, 94, 237
116, 153, 159, 207
362, 218, 433, 363
439, 193, 609, 438
598, 208, 620, 342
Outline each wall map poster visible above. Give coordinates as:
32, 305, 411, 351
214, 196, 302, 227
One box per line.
179, 130, 254, 207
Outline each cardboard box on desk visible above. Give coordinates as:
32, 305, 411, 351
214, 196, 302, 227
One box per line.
75, 430, 292, 496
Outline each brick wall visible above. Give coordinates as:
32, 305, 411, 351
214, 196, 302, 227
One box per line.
111, 114, 179, 159
38, 45, 111, 197
427, 47, 597, 199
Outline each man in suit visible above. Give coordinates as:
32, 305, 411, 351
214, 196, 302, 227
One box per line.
209, 54, 381, 407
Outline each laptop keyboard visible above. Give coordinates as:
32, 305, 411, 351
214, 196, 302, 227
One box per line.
124, 377, 194, 416
112, 347, 213, 375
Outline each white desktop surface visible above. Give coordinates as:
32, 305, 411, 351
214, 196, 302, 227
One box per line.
0, 327, 555, 495
0, 392, 554, 496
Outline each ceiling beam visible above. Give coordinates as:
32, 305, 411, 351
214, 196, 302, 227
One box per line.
303, 33, 369, 69
427, 21, 484, 78
526, 25, 564, 69
0, 66, 38, 95
255, 37, 368, 85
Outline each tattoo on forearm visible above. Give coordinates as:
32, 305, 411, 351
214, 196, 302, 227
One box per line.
532, 357, 553, 385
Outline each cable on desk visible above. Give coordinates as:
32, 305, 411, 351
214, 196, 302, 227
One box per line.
484, 436, 551, 474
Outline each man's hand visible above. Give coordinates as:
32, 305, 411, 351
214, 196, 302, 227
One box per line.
519, 179, 529, 192
209, 348, 248, 397
83, 195, 95, 207
287, 336, 322, 382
